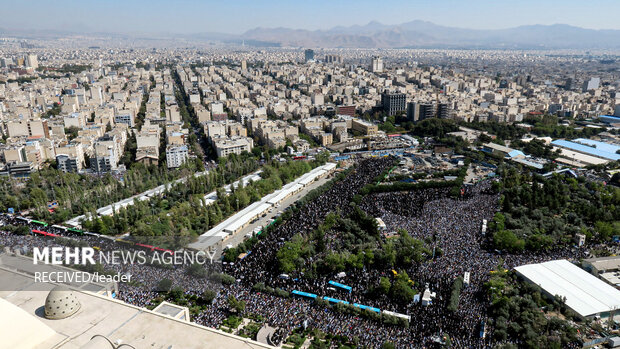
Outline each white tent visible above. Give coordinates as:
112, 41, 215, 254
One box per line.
515, 259, 620, 318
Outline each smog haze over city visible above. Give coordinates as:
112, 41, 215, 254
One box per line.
0, 1, 620, 349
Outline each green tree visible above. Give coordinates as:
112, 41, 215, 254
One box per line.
202, 289, 216, 304
156, 278, 173, 292
227, 295, 246, 313
378, 277, 391, 295
390, 271, 415, 305
382, 342, 396, 349
493, 229, 525, 252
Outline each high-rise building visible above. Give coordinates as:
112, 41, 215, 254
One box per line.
549, 104, 563, 115
0, 57, 13, 68
26, 54, 38, 69
324, 54, 342, 64
406, 103, 417, 122
56, 154, 81, 173
241, 60, 247, 71
407, 102, 435, 122
304, 49, 315, 63
614, 105, 620, 117
420, 104, 435, 120
582, 77, 600, 92
166, 145, 189, 168
381, 92, 406, 116
436, 103, 449, 119
371, 57, 384, 73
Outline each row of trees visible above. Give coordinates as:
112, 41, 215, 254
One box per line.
447, 277, 464, 312
81, 157, 320, 242
524, 115, 605, 139
410, 118, 460, 139
509, 138, 561, 159
0, 163, 186, 221
1, 73, 206, 224
462, 115, 606, 142
172, 68, 213, 159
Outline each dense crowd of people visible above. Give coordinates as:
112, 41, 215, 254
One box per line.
0, 157, 586, 348
229, 157, 394, 284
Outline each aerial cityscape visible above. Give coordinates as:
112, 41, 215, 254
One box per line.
1, 1, 620, 349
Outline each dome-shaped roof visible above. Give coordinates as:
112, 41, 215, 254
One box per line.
44, 285, 81, 319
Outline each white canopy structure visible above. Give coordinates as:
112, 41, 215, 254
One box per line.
515, 259, 620, 318
189, 163, 337, 250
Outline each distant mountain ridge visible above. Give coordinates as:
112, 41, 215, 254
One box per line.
241, 20, 620, 49
3, 20, 620, 49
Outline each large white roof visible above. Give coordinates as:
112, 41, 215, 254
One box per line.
189, 163, 336, 250
0, 298, 58, 349
515, 259, 620, 317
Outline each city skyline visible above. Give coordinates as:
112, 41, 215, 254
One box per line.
2, 0, 620, 35
1, 10, 620, 346
1, 1, 620, 347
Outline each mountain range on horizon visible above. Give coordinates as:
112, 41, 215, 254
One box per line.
239, 20, 620, 49
4, 20, 620, 49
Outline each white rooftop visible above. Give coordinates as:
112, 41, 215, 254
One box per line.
189, 163, 336, 250
515, 259, 620, 317
0, 268, 271, 349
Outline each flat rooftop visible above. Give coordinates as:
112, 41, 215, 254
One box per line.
0, 268, 271, 349
189, 163, 335, 251
515, 259, 620, 318
585, 256, 620, 272
482, 142, 514, 154
573, 138, 620, 155
551, 139, 620, 161
553, 147, 608, 165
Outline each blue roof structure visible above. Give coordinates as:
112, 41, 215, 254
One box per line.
292, 290, 317, 299
599, 115, 620, 124
512, 158, 544, 170
573, 139, 620, 155
551, 140, 620, 161
543, 168, 578, 178
507, 150, 525, 158
352, 303, 381, 313
323, 296, 349, 304
328, 280, 352, 292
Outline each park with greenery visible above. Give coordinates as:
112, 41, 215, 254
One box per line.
490, 165, 620, 252
80, 154, 327, 242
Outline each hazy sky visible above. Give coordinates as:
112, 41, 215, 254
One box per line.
2, 0, 620, 34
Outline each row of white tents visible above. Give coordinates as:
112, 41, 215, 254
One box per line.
66, 170, 212, 227
189, 162, 337, 250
